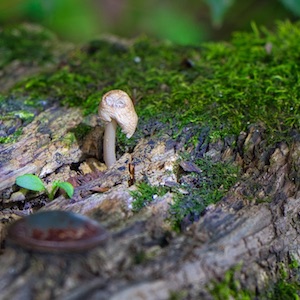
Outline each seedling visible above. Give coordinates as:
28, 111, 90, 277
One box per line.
15, 174, 74, 200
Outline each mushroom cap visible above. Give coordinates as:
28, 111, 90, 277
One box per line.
98, 90, 138, 138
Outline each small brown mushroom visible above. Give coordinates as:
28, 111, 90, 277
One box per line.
98, 90, 138, 167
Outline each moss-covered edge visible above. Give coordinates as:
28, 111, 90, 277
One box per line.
1, 20, 299, 146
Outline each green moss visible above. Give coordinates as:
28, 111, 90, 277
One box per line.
289, 258, 299, 270
0, 109, 34, 124
12, 110, 35, 122
209, 262, 300, 300
0, 96, 40, 144
8, 21, 299, 142
209, 266, 253, 300
130, 182, 168, 212
133, 250, 148, 264
0, 128, 22, 144
2, 21, 299, 149
255, 197, 273, 204
168, 157, 239, 231
265, 278, 300, 300
70, 123, 93, 141
0, 24, 58, 68
261, 262, 300, 300
133, 246, 162, 265
60, 132, 76, 148
168, 290, 189, 300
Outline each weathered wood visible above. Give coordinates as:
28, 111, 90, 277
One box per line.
0, 24, 300, 299
1, 117, 299, 298
0, 107, 83, 191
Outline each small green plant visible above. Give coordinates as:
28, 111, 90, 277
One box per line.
16, 174, 74, 200
130, 182, 168, 212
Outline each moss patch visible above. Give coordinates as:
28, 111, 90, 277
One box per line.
209, 261, 300, 300
208, 266, 253, 300
6, 20, 299, 142
0, 127, 22, 144
168, 157, 239, 231
69, 123, 93, 141
0, 24, 70, 144
0, 23, 59, 68
130, 182, 168, 212
0, 95, 54, 144
264, 278, 300, 300
261, 262, 300, 300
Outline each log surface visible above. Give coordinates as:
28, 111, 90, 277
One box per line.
0, 25, 299, 300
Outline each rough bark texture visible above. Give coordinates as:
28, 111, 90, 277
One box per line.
0, 25, 300, 300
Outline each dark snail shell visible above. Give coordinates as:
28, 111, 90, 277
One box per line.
7, 210, 109, 252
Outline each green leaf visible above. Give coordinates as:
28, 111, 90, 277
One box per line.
16, 174, 46, 192
55, 181, 74, 198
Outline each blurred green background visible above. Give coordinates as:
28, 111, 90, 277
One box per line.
0, 0, 299, 44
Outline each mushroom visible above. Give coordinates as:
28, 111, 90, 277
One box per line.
98, 90, 138, 167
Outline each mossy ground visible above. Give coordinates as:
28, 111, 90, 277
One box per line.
0, 24, 58, 69
1, 20, 298, 143
1, 21, 300, 298
1, 20, 298, 229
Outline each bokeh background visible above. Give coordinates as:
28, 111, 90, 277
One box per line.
0, 0, 299, 44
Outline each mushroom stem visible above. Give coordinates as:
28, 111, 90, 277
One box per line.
103, 119, 118, 168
